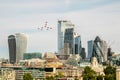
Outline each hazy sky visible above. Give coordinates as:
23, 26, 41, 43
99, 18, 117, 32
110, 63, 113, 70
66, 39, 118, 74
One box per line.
0, 0, 120, 58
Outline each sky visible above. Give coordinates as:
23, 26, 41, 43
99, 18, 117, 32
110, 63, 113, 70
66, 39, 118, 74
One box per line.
0, 0, 120, 58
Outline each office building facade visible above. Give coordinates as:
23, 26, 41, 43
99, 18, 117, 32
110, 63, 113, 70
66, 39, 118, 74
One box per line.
75, 35, 82, 56
58, 20, 74, 54
64, 28, 74, 54
8, 33, 27, 64
8, 35, 16, 64
87, 40, 94, 59
81, 48, 86, 59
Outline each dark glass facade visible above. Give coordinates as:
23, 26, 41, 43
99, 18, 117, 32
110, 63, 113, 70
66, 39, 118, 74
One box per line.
64, 28, 74, 54
8, 35, 16, 64
75, 36, 82, 56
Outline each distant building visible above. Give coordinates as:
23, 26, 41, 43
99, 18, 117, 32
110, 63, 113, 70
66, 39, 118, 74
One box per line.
107, 48, 112, 61
19, 58, 45, 67
23, 52, 42, 60
92, 36, 107, 63
74, 35, 82, 56
8, 33, 27, 64
88, 40, 94, 59
8, 35, 16, 64
81, 48, 86, 59
0, 68, 15, 80
64, 28, 74, 54
0, 67, 45, 80
43, 52, 59, 62
58, 20, 74, 54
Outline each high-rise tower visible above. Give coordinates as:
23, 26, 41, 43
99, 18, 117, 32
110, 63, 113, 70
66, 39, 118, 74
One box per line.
74, 34, 82, 56
8, 35, 16, 64
8, 33, 27, 64
58, 20, 74, 54
88, 40, 94, 59
92, 36, 107, 63
64, 28, 74, 54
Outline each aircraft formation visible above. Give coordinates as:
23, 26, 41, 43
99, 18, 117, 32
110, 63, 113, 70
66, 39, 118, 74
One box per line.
37, 21, 53, 31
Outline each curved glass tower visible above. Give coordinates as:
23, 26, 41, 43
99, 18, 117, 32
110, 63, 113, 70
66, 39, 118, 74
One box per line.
15, 33, 27, 63
8, 33, 27, 64
92, 36, 107, 63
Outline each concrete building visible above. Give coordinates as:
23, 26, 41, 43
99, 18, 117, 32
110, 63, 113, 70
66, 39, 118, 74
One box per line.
43, 52, 59, 62
8, 33, 27, 64
58, 20, 74, 54
116, 68, 120, 80
19, 58, 45, 67
56, 67, 83, 80
0, 67, 45, 80
16, 69, 45, 80
0, 68, 16, 80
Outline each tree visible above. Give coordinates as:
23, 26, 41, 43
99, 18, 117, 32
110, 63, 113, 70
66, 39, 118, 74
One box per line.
97, 75, 103, 80
58, 71, 63, 78
23, 73, 33, 80
46, 76, 55, 80
82, 66, 96, 80
104, 66, 116, 80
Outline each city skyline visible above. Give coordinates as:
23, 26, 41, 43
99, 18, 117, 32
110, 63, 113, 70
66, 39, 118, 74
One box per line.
0, 0, 120, 58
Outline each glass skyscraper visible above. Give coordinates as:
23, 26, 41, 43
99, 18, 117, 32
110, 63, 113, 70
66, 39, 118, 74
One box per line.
64, 28, 74, 54
8, 33, 27, 64
92, 36, 107, 63
88, 40, 94, 59
8, 35, 16, 64
75, 35, 82, 56
58, 20, 74, 54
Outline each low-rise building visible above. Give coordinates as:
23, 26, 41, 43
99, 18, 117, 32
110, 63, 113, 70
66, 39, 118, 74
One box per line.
0, 68, 16, 80
23, 52, 42, 60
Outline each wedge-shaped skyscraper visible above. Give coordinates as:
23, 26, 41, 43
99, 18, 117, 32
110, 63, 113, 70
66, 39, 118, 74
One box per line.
8, 33, 27, 64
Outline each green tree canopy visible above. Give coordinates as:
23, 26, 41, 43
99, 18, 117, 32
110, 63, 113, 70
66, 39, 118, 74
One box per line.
23, 73, 33, 80
96, 75, 103, 80
83, 66, 96, 80
104, 66, 116, 80
104, 66, 116, 75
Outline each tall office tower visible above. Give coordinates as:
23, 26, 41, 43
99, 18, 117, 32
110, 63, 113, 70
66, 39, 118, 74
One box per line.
107, 48, 112, 60
8, 35, 16, 64
81, 48, 86, 59
64, 28, 74, 54
74, 34, 82, 56
88, 40, 94, 59
58, 20, 74, 54
92, 36, 107, 63
8, 33, 27, 64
